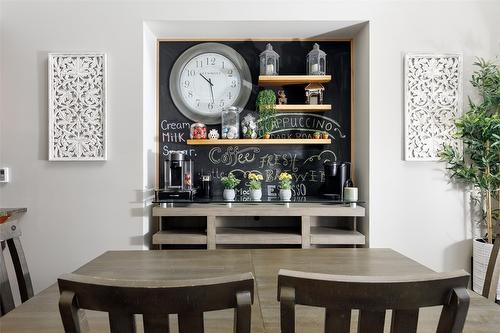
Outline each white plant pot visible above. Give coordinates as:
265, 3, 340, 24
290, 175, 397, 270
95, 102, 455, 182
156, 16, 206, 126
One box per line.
472, 238, 500, 300
250, 189, 262, 201
279, 189, 292, 201
223, 189, 236, 201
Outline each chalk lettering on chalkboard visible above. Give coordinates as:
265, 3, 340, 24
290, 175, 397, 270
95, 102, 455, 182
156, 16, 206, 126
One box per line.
303, 150, 337, 165
162, 145, 196, 157
259, 153, 299, 172
160, 120, 191, 131
260, 113, 347, 139
209, 146, 260, 166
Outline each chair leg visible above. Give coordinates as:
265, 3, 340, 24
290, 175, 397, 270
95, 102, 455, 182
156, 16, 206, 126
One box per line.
280, 286, 296, 333
234, 290, 252, 333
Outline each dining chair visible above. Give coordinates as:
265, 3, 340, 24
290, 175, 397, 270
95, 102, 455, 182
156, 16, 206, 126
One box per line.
277, 269, 470, 333
58, 271, 254, 333
0, 217, 34, 316
482, 224, 500, 302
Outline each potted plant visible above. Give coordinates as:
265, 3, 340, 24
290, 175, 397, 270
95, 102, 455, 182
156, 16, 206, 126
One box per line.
0, 210, 10, 224
439, 59, 500, 297
322, 131, 329, 139
247, 172, 264, 201
278, 172, 293, 201
256, 89, 276, 139
220, 172, 241, 201
313, 131, 321, 139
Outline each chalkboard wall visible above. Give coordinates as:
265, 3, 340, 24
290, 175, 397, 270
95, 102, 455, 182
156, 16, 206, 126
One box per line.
159, 40, 351, 196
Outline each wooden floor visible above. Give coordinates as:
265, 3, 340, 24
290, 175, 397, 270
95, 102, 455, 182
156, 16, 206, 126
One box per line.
1, 249, 499, 332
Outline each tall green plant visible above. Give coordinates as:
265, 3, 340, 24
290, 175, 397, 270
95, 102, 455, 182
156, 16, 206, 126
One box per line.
256, 89, 276, 136
440, 59, 500, 244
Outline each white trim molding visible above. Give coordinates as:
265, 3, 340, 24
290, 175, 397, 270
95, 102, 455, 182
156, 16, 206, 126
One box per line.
48, 53, 107, 161
404, 53, 462, 161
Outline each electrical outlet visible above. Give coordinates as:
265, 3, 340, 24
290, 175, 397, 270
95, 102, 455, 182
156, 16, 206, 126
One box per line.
0, 168, 10, 183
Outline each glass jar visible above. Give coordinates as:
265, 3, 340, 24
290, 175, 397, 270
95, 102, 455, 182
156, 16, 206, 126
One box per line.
190, 123, 207, 139
241, 113, 258, 139
221, 107, 241, 139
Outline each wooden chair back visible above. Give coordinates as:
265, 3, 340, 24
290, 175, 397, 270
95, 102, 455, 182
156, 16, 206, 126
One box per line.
58, 272, 254, 333
0, 218, 34, 316
483, 224, 500, 302
277, 269, 470, 333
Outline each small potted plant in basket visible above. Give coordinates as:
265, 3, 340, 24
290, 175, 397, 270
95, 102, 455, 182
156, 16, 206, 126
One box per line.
313, 131, 321, 139
322, 131, 329, 139
221, 172, 240, 201
439, 59, 500, 298
278, 172, 293, 201
247, 172, 264, 201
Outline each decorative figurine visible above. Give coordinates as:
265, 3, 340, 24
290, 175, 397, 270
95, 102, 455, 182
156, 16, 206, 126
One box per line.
307, 43, 327, 75
277, 90, 287, 105
259, 43, 280, 76
208, 129, 220, 140
305, 83, 325, 105
241, 114, 258, 139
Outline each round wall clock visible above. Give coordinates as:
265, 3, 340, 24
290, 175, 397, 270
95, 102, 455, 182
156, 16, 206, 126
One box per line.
169, 43, 252, 124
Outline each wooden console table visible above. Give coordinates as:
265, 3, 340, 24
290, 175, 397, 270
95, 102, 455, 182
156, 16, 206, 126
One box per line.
152, 202, 365, 249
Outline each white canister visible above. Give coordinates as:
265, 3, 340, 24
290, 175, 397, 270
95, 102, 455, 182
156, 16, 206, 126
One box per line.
343, 187, 358, 202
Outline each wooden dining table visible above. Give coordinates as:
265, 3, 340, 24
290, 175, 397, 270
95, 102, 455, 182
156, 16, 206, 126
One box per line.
1, 248, 499, 332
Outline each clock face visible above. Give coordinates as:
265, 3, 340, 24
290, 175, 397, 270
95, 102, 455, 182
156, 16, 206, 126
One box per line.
169, 43, 252, 124
179, 53, 241, 115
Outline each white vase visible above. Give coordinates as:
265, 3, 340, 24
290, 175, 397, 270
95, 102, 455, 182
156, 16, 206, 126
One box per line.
472, 238, 500, 300
223, 189, 236, 201
279, 189, 292, 201
250, 189, 262, 201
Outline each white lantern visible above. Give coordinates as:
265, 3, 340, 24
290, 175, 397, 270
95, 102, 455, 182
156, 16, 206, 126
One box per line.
260, 43, 280, 76
307, 43, 326, 75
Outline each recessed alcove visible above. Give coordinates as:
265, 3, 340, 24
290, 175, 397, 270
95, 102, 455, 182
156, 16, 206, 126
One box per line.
142, 20, 370, 249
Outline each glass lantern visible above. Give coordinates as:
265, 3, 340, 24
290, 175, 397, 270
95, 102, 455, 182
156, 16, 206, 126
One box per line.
259, 43, 279, 76
307, 43, 326, 75
221, 106, 241, 139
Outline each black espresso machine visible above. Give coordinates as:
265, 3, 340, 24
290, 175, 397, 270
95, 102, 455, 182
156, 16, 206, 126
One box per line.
321, 161, 352, 200
155, 151, 196, 201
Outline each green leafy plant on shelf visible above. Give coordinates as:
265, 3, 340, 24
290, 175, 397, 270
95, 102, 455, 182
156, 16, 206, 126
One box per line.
439, 58, 500, 244
256, 89, 277, 138
248, 172, 263, 190
278, 172, 293, 190
220, 172, 241, 189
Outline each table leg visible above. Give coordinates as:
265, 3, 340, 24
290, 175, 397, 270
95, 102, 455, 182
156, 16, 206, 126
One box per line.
301, 216, 311, 249
207, 216, 216, 250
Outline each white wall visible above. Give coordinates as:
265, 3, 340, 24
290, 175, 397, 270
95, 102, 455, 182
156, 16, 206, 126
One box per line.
1, 0, 499, 292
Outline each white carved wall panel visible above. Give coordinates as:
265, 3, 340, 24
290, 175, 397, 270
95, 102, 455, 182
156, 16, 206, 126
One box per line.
404, 53, 462, 161
48, 53, 107, 161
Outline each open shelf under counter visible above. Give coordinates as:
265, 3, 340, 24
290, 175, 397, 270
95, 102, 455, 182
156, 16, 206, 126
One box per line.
310, 227, 365, 245
152, 229, 207, 245
258, 75, 332, 86
216, 227, 302, 245
276, 104, 332, 113
186, 138, 331, 145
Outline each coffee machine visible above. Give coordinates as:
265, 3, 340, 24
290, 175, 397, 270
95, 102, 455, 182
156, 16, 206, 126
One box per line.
156, 151, 196, 200
321, 161, 351, 200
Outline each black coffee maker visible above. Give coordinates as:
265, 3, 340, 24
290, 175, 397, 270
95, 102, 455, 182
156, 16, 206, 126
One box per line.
321, 161, 351, 200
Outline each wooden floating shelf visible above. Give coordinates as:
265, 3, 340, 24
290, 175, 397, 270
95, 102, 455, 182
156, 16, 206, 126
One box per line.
258, 75, 331, 86
187, 138, 331, 145
276, 104, 331, 112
